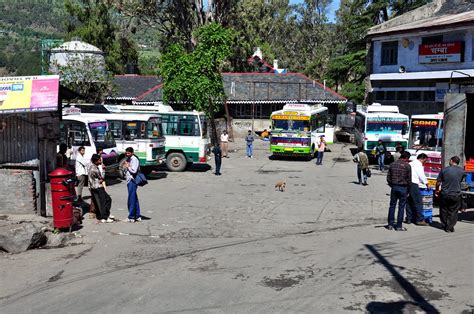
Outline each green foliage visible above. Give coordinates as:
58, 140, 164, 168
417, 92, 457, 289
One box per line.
159, 23, 233, 117
64, 0, 138, 74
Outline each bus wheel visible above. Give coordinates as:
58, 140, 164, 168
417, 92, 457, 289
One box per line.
166, 152, 187, 172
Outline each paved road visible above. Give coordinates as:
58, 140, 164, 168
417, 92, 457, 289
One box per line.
1, 140, 473, 313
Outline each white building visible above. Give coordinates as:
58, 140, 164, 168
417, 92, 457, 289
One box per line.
366, 0, 474, 115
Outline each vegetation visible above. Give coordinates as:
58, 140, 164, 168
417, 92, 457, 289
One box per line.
0, 0, 430, 105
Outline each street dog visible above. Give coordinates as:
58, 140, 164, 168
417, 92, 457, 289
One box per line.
275, 181, 286, 192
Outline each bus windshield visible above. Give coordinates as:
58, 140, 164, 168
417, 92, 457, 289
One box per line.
89, 121, 116, 149
147, 118, 163, 139
367, 117, 408, 134
272, 119, 310, 132
410, 119, 442, 151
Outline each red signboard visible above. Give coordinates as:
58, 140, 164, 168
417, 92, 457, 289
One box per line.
418, 42, 464, 64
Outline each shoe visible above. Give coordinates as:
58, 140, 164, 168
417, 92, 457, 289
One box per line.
364, 182, 368, 186
135, 217, 142, 222
385, 225, 394, 231
395, 226, 407, 231
215, 173, 219, 175
217, 173, 222, 176
415, 221, 429, 226
125, 218, 135, 223
109, 215, 115, 220
106, 218, 114, 223
403, 219, 412, 224
100, 219, 106, 223
362, 182, 368, 186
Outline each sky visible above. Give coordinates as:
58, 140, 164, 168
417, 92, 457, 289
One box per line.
289, 0, 341, 22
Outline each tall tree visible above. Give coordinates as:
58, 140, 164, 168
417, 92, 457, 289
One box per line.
65, 0, 138, 74
159, 23, 233, 141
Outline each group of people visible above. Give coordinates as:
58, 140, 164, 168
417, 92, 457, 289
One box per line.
212, 130, 255, 175
386, 152, 465, 232
59, 145, 143, 223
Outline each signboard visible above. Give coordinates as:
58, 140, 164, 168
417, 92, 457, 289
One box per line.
272, 115, 310, 121
367, 117, 407, 123
418, 42, 463, 64
0, 75, 59, 114
412, 119, 438, 127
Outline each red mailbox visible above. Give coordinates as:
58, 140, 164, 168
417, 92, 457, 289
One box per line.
49, 167, 75, 229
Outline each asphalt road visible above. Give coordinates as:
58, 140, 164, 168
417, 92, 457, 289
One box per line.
0, 139, 473, 313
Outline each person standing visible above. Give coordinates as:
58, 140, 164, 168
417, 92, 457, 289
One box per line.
406, 153, 429, 226
89, 154, 113, 223
123, 147, 141, 222
436, 156, 465, 233
245, 130, 254, 158
386, 151, 412, 231
353, 148, 369, 185
220, 130, 229, 158
212, 142, 222, 175
75, 146, 89, 201
56, 143, 69, 169
375, 140, 386, 171
315, 135, 326, 165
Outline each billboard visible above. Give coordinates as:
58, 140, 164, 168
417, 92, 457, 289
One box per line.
418, 42, 464, 64
0, 75, 59, 114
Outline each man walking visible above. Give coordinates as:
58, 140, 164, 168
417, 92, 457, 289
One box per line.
220, 130, 229, 158
407, 153, 429, 226
353, 148, 369, 185
375, 139, 386, 171
245, 130, 254, 158
89, 154, 113, 223
436, 156, 465, 233
315, 135, 326, 165
212, 141, 222, 175
123, 147, 141, 222
386, 151, 412, 231
75, 146, 89, 201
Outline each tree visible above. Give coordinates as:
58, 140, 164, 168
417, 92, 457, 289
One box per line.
159, 23, 233, 142
65, 0, 138, 74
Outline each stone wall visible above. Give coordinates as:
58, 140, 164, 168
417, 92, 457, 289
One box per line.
0, 169, 36, 214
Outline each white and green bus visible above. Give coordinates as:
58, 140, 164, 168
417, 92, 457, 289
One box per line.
108, 105, 210, 171
81, 113, 166, 175
270, 103, 333, 159
354, 104, 410, 155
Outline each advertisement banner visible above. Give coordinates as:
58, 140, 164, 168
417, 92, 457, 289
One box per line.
0, 75, 59, 114
418, 42, 463, 64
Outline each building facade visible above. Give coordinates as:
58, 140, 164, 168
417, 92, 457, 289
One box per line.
366, 0, 474, 116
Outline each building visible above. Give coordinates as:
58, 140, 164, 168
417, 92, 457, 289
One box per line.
366, 0, 474, 115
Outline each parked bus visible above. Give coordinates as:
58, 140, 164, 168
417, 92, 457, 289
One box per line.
81, 113, 166, 175
407, 113, 443, 188
354, 104, 409, 155
109, 105, 210, 172
270, 103, 333, 159
61, 108, 119, 176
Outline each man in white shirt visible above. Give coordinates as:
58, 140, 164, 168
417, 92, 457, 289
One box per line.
123, 147, 141, 222
220, 130, 229, 158
406, 153, 428, 226
75, 146, 89, 201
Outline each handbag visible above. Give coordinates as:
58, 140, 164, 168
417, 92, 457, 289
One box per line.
366, 168, 372, 177
134, 171, 148, 187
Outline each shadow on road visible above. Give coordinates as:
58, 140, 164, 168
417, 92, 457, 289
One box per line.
365, 244, 440, 314
459, 210, 474, 223
147, 172, 168, 180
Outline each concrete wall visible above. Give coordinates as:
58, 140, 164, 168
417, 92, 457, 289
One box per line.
372, 28, 474, 74
0, 169, 37, 214
232, 119, 270, 138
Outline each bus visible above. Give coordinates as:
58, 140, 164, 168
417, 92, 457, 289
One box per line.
270, 103, 333, 158
61, 108, 119, 176
108, 105, 210, 172
407, 113, 444, 188
81, 113, 166, 175
354, 104, 409, 155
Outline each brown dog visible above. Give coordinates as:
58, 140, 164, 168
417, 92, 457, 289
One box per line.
275, 181, 286, 192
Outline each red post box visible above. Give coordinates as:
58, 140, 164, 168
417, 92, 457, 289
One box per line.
49, 167, 75, 229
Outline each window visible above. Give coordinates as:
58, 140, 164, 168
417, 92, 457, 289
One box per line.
60, 121, 90, 147
422, 35, 443, 45
408, 91, 422, 102
397, 91, 407, 101
162, 114, 200, 136
147, 118, 162, 139
423, 91, 435, 102
381, 41, 398, 65
375, 91, 385, 101
108, 121, 123, 140
386, 91, 396, 101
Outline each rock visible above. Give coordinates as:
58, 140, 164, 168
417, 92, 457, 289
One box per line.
44, 231, 72, 248
0, 222, 47, 253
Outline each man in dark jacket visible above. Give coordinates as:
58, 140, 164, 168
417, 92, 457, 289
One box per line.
436, 156, 465, 233
212, 142, 222, 175
386, 151, 412, 231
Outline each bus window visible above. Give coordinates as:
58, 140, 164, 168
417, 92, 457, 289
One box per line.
273, 119, 289, 130
147, 119, 162, 138
311, 116, 325, 133
124, 122, 139, 140
89, 121, 116, 149
108, 121, 123, 140
162, 114, 178, 135
64, 121, 91, 146
410, 119, 442, 150
290, 120, 310, 131
178, 117, 199, 136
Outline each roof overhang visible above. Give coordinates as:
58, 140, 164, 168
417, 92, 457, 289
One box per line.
226, 99, 346, 104
370, 69, 474, 81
